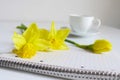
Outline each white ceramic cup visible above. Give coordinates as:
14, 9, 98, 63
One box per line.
69, 14, 101, 34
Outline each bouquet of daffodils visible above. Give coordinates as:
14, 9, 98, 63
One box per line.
12, 21, 112, 58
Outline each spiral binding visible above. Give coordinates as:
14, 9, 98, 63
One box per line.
0, 57, 120, 80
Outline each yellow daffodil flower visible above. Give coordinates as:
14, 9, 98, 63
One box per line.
15, 21, 70, 50
65, 39, 112, 54
39, 21, 70, 50
12, 23, 50, 58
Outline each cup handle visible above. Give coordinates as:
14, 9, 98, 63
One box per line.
95, 18, 101, 27
91, 18, 101, 32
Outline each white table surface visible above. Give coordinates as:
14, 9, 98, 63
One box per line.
0, 21, 120, 80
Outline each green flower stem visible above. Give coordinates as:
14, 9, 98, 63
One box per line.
16, 24, 27, 33
65, 39, 89, 49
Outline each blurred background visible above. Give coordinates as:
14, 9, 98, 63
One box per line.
0, 0, 120, 29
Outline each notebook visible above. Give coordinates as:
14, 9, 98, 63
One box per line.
0, 23, 120, 80
0, 40, 120, 80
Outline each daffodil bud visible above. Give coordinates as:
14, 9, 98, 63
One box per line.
91, 40, 112, 54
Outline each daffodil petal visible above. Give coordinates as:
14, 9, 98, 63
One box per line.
59, 43, 69, 50
12, 32, 26, 50
39, 29, 49, 40
49, 39, 69, 50
48, 21, 56, 39
23, 23, 40, 42
33, 39, 50, 51
56, 28, 70, 41
52, 41, 68, 50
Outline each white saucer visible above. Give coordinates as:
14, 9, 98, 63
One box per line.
60, 26, 99, 37
70, 31, 99, 37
